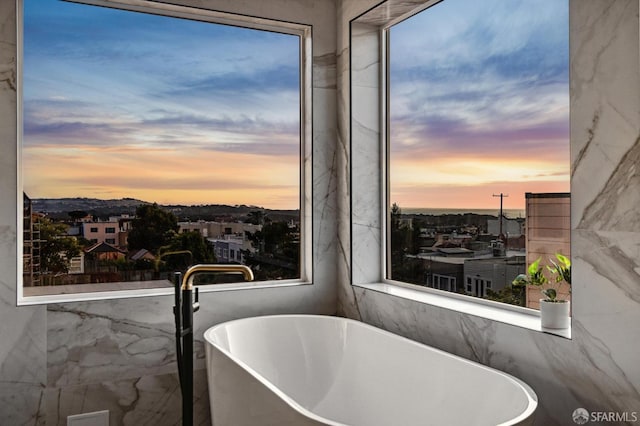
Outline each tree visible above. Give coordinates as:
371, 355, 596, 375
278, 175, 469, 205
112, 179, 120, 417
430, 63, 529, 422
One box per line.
410, 217, 426, 254
246, 210, 266, 225
389, 203, 425, 284
39, 218, 81, 274
127, 204, 179, 254
486, 284, 526, 307
160, 231, 216, 271
243, 221, 299, 280
390, 203, 409, 266
68, 210, 88, 221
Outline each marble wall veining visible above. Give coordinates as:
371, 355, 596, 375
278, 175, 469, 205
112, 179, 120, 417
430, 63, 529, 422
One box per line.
0, 1, 47, 425
339, 0, 640, 425
0, 0, 338, 424
2, 0, 640, 425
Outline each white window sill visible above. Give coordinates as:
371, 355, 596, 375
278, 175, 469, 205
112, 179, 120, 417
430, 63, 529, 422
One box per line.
18, 279, 311, 306
354, 282, 571, 339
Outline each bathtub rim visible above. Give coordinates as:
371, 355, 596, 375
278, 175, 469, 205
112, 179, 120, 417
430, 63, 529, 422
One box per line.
203, 314, 538, 426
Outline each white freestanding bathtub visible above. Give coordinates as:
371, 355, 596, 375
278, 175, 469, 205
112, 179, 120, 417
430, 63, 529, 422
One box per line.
204, 315, 537, 426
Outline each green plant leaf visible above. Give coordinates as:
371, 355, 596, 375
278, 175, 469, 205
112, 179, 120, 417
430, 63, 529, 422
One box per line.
556, 253, 571, 268
512, 274, 529, 287
526, 257, 547, 287
528, 257, 541, 276
542, 288, 557, 301
549, 253, 571, 285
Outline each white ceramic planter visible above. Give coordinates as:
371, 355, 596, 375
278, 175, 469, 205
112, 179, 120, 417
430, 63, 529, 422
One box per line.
540, 299, 570, 329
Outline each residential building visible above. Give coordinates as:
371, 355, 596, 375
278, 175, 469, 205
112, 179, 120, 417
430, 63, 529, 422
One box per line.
463, 255, 526, 298
209, 238, 245, 263
178, 221, 261, 239
487, 216, 525, 237
84, 241, 127, 262
82, 221, 121, 246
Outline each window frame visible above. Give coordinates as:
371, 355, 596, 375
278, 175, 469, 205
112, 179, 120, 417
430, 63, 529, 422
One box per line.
349, 0, 570, 338
380, 1, 570, 314
17, 0, 313, 305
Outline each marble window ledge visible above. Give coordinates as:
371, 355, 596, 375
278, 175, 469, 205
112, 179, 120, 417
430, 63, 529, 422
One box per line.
19, 279, 312, 305
355, 282, 572, 339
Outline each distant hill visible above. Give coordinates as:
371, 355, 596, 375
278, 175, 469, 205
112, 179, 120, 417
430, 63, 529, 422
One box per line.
30, 197, 299, 222
32, 197, 148, 213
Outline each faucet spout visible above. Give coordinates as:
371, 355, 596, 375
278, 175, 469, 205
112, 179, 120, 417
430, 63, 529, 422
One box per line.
181, 264, 254, 290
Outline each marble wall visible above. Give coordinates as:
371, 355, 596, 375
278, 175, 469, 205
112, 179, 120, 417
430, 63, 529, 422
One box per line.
0, 0, 338, 424
338, 0, 640, 425
0, 1, 47, 424
2, 0, 639, 424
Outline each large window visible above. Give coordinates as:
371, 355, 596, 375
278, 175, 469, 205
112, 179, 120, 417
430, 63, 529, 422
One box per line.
20, 0, 311, 300
386, 0, 570, 310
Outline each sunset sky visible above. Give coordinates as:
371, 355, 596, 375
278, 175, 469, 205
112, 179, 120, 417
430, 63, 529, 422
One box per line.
389, 0, 569, 210
23, 0, 300, 209
24, 0, 569, 212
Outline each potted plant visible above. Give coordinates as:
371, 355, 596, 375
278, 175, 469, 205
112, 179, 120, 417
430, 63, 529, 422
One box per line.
512, 254, 571, 329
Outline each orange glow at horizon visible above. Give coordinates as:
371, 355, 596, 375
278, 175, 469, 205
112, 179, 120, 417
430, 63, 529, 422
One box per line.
24, 145, 300, 210
391, 156, 567, 185
390, 180, 570, 211
389, 154, 569, 210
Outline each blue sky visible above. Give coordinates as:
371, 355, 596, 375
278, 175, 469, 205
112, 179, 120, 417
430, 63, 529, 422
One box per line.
24, 0, 569, 210
23, 0, 301, 208
389, 0, 570, 209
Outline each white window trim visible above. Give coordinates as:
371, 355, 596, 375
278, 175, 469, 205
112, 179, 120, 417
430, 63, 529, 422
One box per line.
349, 0, 570, 339
17, 0, 313, 305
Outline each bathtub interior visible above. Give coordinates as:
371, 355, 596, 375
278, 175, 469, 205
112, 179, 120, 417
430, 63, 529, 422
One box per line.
206, 315, 348, 412
204, 315, 536, 426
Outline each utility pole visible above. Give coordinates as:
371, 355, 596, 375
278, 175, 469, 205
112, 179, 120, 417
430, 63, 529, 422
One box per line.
493, 193, 509, 238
